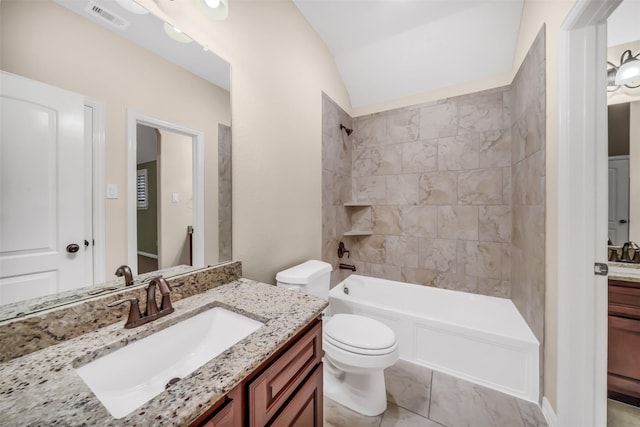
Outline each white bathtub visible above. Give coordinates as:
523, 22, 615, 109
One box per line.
328, 274, 539, 402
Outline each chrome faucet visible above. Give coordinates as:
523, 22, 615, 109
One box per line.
115, 265, 134, 286
108, 276, 184, 329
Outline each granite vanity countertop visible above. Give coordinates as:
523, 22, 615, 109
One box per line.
0, 279, 327, 426
608, 262, 640, 283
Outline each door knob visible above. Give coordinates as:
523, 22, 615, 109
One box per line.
66, 243, 80, 253
620, 219, 628, 224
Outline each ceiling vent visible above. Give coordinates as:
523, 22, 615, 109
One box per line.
84, 1, 130, 30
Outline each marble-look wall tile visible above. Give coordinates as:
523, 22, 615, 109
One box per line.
513, 150, 545, 206
479, 129, 511, 168
387, 109, 419, 143
348, 206, 372, 232
386, 174, 419, 205
353, 145, 402, 177
401, 140, 438, 173
368, 263, 403, 282
420, 238, 457, 272
325, 87, 522, 300
386, 236, 420, 268
353, 114, 387, 149
420, 102, 458, 139
434, 272, 478, 293
419, 171, 458, 205
354, 235, 387, 264
458, 241, 502, 280
479, 205, 512, 243
321, 94, 353, 273
438, 206, 479, 240
401, 268, 438, 287
510, 26, 546, 356
477, 278, 511, 298
218, 124, 232, 262
354, 176, 386, 203
503, 167, 512, 205
458, 168, 503, 205
458, 92, 505, 134
372, 205, 402, 235
401, 205, 437, 238
438, 133, 481, 171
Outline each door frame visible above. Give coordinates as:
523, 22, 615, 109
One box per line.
557, 0, 620, 425
85, 97, 106, 284
126, 110, 205, 274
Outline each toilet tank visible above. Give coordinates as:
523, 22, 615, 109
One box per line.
276, 260, 332, 300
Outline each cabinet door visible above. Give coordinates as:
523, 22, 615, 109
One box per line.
608, 315, 640, 402
269, 363, 323, 427
248, 321, 322, 427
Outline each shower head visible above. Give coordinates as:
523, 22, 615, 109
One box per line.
340, 124, 353, 136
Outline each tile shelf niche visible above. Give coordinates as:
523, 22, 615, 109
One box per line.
343, 203, 373, 236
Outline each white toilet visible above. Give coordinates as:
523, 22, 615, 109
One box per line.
276, 260, 399, 416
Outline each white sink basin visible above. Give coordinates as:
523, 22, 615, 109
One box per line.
74, 307, 264, 419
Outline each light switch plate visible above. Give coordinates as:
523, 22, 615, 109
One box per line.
172, 193, 179, 203
107, 184, 118, 199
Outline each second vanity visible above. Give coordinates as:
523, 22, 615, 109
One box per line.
0, 272, 327, 426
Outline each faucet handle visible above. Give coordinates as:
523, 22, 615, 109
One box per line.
108, 297, 142, 328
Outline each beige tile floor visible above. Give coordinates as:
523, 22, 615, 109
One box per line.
609, 399, 640, 427
324, 359, 547, 427
324, 359, 640, 426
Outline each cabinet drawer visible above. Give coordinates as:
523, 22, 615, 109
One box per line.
248, 321, 322, 427
269, 363, 323, 427
609, 282, 640, 319
191, 385, 242, 427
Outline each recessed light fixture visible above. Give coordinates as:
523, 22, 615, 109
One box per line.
163, 22, 193, 43
197, 0, 228, 20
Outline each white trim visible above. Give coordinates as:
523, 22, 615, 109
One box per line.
84, 97, 106, 284
608, 154, 629, 161
137, 251, 158, 259
126, 110, 205, 275
557, 1, 620, 426
542, 397, 558, 427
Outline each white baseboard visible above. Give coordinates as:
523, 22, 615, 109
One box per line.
137, 251, 158, 259
542, 397, 558, 427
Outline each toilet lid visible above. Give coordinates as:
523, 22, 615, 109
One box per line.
324, 314, 396, 351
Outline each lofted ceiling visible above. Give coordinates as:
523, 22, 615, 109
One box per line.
293, 0, 524, 109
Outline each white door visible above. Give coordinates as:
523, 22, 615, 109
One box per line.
608, 156, 630, 245
0, 71, 88, 305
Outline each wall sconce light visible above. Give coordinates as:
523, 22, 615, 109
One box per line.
608, 49, 640, 92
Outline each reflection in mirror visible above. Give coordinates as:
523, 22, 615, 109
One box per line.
608, 103, 631, 246
0, 0, 231, 318
137, 125, 197, 273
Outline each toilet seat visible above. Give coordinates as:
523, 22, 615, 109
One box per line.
324, 314, 397, 355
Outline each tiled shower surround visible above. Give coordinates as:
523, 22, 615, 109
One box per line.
322, 27, 546, 379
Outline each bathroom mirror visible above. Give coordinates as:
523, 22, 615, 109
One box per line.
0, 0, 231, 320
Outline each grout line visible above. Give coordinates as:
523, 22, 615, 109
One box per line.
428, 369, 434, 419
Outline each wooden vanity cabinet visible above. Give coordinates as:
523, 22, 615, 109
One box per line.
190, 318, 323, 427
608, 279, 640, 406
196, 385, 243, 427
